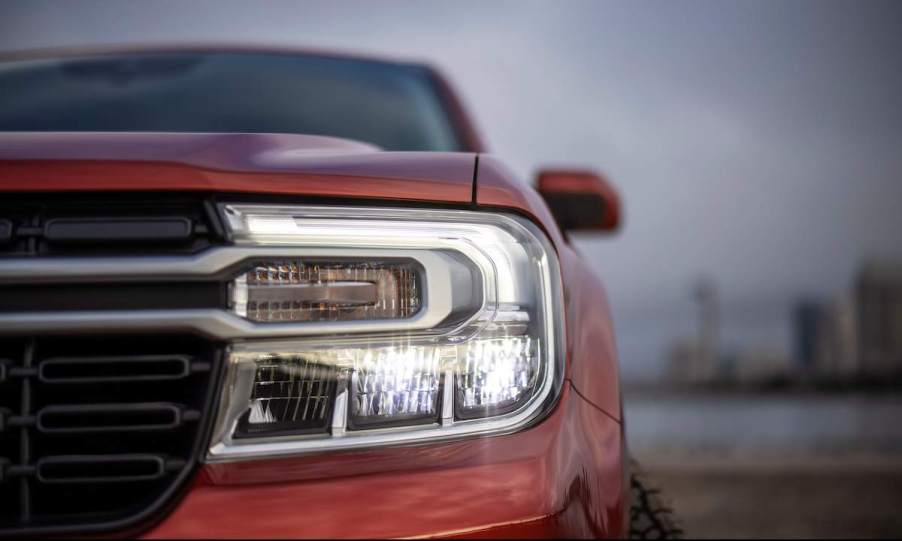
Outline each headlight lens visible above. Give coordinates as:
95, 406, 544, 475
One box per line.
232, 259, 422, 322
209, 205, 563, 460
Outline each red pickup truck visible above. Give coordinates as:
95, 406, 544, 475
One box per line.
0, 45, 679, 539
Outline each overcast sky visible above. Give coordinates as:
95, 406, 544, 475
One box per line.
3, 0, 901, 379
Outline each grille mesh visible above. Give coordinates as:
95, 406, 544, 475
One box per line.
0, 334, 221, 536
0, 194, 227, 536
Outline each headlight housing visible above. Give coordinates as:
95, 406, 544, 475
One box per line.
208, 204, 564, 461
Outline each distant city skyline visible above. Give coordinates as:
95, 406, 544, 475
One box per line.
3, 0, 901, 380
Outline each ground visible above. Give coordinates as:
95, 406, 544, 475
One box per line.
642, 456, 902, 538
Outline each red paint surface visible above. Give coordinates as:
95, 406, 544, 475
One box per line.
0, 133, 475, 203
560, 245, 623, 420
143, 385, 624, 539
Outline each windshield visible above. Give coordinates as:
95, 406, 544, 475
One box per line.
0, 51, 464, 151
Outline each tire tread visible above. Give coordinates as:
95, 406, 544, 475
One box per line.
629, 460, 683, 539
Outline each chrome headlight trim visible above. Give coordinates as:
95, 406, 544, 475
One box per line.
217, 204, 565, 461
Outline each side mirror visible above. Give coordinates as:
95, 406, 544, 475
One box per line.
536, 169, 621, 232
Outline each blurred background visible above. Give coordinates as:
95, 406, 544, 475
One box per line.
2, 0, 901, 536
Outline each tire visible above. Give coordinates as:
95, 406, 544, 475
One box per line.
629, 460, 683, 539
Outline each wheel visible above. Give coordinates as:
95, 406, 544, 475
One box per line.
629, 460, 683, 539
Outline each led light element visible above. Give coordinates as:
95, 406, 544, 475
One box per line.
350, 344, 445, 427
456, 336, 538, 419
232, 260, 420, 322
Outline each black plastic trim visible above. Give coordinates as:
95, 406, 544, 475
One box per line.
38, 355, 193, 384
0, 193, 227, 257
44, 217, 194, 243
0, 282, 226, 312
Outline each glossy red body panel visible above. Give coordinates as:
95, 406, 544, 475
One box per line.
143, 385, 624, 539
0, 133, 475, 203
560, 246, 623, 420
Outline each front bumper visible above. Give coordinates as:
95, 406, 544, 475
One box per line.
142, 384, 625, 539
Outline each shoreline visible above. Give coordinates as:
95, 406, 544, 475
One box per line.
623, 383, 902, 399
633, 451, 902, 474
644, 464, 902, 538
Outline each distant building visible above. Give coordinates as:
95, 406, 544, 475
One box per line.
855, 261, 902, 377
793, 299, 825, 374
666, 278, 723, 385
813, 294, 858, 377
794, 295, 859, 378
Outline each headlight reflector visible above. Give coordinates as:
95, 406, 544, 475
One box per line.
234, 356, 336, 438
232, 259, 421, 322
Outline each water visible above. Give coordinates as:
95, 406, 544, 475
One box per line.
624, 390, 902, 456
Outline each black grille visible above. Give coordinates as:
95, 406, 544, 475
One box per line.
0, 282, 226, 313
0, 334, 222, 537
0, 193, 225, 257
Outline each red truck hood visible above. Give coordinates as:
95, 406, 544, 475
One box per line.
0, 132, 476, 204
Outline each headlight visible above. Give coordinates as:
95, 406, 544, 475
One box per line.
208, 204, 563, 460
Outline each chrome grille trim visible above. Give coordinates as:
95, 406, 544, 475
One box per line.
0, 246, 443, 283
0, 247, 464, 339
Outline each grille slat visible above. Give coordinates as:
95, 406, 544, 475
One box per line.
35, 454, 177, 484
0, 334, 221, 536
19, 338, 34, 525
0, 194, 223, 257
38, 355, 194, 384
35, 403, 196, 434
